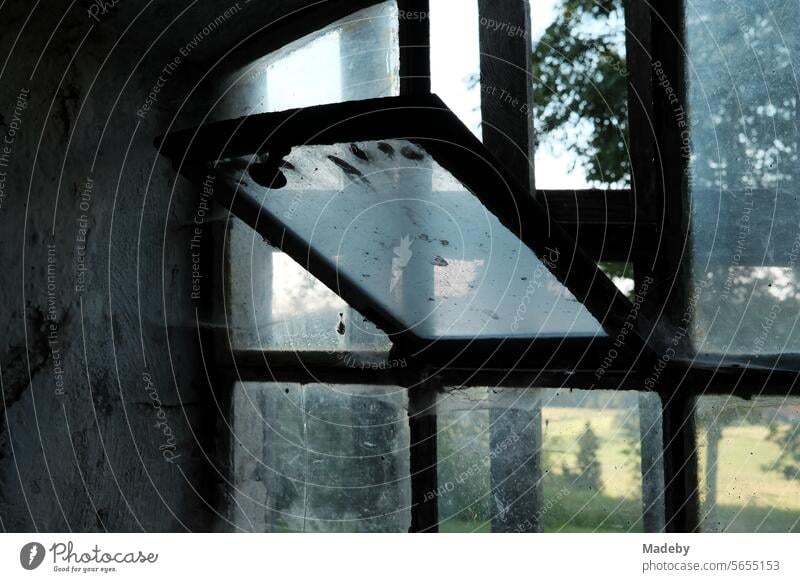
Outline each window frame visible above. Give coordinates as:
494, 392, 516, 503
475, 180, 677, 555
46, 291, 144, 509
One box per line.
157, 0, 800, 534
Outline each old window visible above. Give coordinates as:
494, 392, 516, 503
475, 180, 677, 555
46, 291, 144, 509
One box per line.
696, 396, 800, 532
685, 0, 800, 358
157, 0, 800, 533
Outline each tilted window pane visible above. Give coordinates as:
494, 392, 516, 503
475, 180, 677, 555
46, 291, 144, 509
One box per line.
696, 396, 800, 532
224, 215, 391, 353
222, 2, 400, 117
435, 387, 664, 532
532, 0, 630, 188
230, 139, 604, 340
230, 383, 411, 532
686, 0, 800, 355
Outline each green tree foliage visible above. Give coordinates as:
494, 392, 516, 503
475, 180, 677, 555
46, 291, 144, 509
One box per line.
765, 413, 800, 481
532, 0, 629, 186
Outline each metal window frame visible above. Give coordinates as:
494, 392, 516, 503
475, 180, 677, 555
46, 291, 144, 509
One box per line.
159, 0, 800, 534
159, 93, 644, 351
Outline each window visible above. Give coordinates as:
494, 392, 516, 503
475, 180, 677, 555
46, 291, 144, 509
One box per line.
686, 0, 800, 356
532, 0, 631, 189
696, 396, 800, 532
231, 383, 411, 532
436, 388, 663, 532
221, 1, 400, 117
430, 0, 481, 138
157, 0, 800, 534
224, 215, 391, 353
216, 138, 606, 340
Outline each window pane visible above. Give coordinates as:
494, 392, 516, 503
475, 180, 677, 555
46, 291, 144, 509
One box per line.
696, 396, 800, 532
225, 140, 604, 340
532, 0, 630, 188
230, 382, 411, 532
436, 387, 664, 532
223, 2, 400, 117
430, 0, 481, 138
224, 216, 391, 353
686, 0, 800, 355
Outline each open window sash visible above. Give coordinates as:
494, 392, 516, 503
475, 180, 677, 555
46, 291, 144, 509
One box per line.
157, 94, 649, 366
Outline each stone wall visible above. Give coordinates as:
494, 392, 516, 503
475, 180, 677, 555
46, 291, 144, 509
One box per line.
0, 0, 323, 532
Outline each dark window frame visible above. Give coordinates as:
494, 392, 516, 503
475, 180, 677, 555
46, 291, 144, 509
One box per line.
157, 0, 800, 533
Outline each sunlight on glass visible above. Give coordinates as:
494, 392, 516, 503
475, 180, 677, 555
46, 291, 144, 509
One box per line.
599, 261, 635, 298
233, 139, 605, 339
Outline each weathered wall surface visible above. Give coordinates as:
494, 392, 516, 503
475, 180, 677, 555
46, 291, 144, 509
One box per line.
0, 0, 319, 532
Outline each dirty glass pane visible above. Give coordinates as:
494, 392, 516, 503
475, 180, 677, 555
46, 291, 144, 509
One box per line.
435, 387, 664, 532
686, 0, 800, 355
696, 396, 800, 532
224, 215, 391, 353
227, 140, 604, 340
531, 0, 630, 188
430, 0, 481, 138
222, 1, 400, 117
230, 382, 411, 532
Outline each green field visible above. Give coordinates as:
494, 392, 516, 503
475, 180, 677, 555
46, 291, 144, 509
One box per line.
697, 423, 800, 532
437, 405, 800, 533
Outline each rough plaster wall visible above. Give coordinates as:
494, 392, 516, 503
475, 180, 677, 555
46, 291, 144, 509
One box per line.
0, 0, 323, 532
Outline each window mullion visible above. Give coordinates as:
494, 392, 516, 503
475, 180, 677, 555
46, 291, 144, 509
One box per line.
476, 0, 543, 533
398, 0, 432, 95
397, 0, 437, 533
477, 0, 536, 194
409, 382, 439, 532
661, 384, 701, 532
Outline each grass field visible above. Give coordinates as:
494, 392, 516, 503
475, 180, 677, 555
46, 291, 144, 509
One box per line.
437, 403, 800, 533
697, 423, 800, 532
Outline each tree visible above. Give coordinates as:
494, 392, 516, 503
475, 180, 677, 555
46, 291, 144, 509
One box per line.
577, 422, 603, 491
532, 0, 629, 186
765, 411, 800, 481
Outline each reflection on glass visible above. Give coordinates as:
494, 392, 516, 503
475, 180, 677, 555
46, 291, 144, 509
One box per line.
223, 139, 604, 340
686, 0, 800, 355
532, 0, 630, 188
225, 216, 391, 352
436, 387, 663, 532
696, 396, 800, 532
222, 1, 400, 117
230, 383, 411, 532
430, 0, 481, 138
